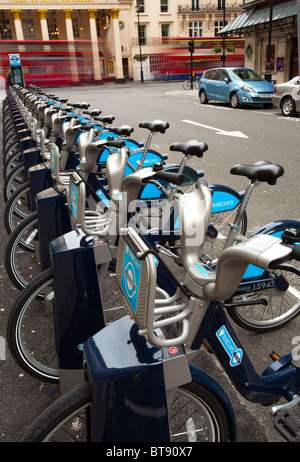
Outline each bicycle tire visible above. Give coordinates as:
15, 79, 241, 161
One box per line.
226, 224, 300, 332
5, 211, 40, 291
4, 148, 23, 180
21, 380, 230, 442
183, 80, 191, 90
3, 135, 21, 159
7, 267, 58, 383
3, 132, 18, 151
7, 268, 127, 383
4, 181, 31, 235
3, 133, 19, 153
3, 161, 25, 202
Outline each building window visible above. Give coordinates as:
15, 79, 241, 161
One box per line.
137, 0, 145, 13
214, 21, 227, 35
138, 24, 146, 45
217, 0, 225, 10
73, 17, 80, 38
0, 18, 12, 39
246, 43, 253, 60
192, 0, 200, 11
47, 11, 59, 40
23, 19, 36, 39
160, 0, 168, 13
161, 24, 170, 37
189, 21, 203, 37
95, 17, 101, 37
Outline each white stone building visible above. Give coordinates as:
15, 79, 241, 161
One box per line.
0, 0, 243, 83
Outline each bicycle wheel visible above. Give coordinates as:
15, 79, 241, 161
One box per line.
201, 208, 247, 262
5, 211, 41, 291
183, 80, 191, 90
7, 267, 58, 383
227, 256, 300, 332
7, 268, 126, 383
21, 380, 230, 442
4, 148, 23, 179
169, 208, 247, 263
3, 161, 25, 202
4, 181, 31, 234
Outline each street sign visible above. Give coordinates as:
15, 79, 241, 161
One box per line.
8, 53, 25, 87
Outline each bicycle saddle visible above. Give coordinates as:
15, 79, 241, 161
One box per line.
83, 109, 101, 117
94, 115, 115, 124
139, 120, 170, 133
170, 140, 208, 158
230, 161, 284, 185
68, 102, 90, 110
109, 125, 134, 137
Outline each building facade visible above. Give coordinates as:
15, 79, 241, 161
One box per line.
219, 0, 298, 83
0, 0, 243, 83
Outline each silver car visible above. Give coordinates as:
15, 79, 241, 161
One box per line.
272, 76, 300, 117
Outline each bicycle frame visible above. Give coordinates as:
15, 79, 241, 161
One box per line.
81, 223, 300, 442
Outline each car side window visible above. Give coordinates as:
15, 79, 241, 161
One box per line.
218, 70, 230, 81
210, 69, 219, 80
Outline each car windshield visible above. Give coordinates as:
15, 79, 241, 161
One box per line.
232, 69, 264, 82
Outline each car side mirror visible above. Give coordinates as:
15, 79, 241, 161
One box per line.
224, 78, 229, 84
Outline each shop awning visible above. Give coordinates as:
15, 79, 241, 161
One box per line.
218, 0, 297, 35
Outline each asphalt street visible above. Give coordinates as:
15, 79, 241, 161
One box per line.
0, 80, 299, 445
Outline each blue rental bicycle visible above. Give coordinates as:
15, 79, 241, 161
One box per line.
5, 142, 207, 384
6, 147, 300, 387
20, 178, 300, 442
4, 117, 201, 291
3, 86, 146, 232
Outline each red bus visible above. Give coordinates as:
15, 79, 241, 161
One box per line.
150, 36, 245, 80
0, 40, 97, 86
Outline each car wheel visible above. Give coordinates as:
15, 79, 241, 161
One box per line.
230, 92, 240, 108
281, 96, 296, 117
199, 90, 208, 104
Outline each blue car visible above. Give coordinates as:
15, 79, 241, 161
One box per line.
198, 67, 274, 108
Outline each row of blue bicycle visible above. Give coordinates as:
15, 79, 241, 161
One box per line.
2, 83, 300, 442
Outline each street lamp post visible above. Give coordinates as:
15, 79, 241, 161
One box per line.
222, 0, 226, 67
265, 0, 273, 82
136, 4, 144, 83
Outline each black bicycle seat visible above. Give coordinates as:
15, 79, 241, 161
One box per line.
139, 120, 170, 133
230, 161, 284, 185
94, 115, 115, 124
169, 140, 208, 158
109, 125, 134, 137
83, 109, 102, 117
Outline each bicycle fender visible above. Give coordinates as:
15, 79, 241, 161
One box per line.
189, 364, 237, 441
139, 163, 203, 200
247, 220, 300, 240
209, 184, 245, 214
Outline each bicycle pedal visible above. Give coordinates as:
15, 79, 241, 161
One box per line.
270, 351, 281, 361
274, 409, 300, 442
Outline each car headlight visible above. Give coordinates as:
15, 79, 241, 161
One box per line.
241, 85, 255, 93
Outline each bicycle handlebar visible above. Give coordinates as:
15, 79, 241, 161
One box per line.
153, 170, 184, 186
291, 245, 300, 261
95, 139, 126, 150
268, 243, 300, 276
